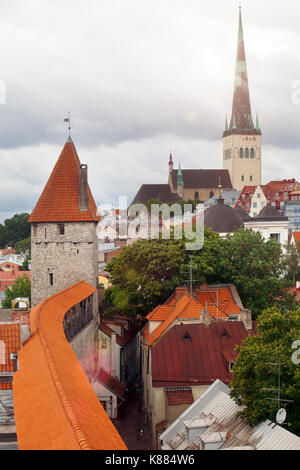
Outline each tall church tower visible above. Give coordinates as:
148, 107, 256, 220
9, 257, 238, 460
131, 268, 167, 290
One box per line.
223, 7, 262, 190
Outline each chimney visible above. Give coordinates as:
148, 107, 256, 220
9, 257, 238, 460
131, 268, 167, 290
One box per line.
79, 164, 89, 211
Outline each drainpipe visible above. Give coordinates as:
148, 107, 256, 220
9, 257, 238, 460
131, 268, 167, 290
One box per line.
110, 332, 117, 378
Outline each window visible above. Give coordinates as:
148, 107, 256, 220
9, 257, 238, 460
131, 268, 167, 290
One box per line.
209, 191, 214, 199
45, 228, 47, 238
245, 148, 249, 158
241, 175, 245, 182
250, 148, 255, 158
253, 202, 257, 208
250, 176, 253, 182
58, 224, 65, 235
257, 193, 261, 199
195, 192, 199, 201
270, 233, 280, 243
240, 148, 244, 158
101, 337, 108, 349
33, 225, 38, 237
229, 362, 235, 372
49, 273, 54, 286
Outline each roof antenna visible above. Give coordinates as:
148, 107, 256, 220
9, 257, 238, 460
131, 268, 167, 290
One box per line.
64, 112, 71, 139
260, 363, 295, 426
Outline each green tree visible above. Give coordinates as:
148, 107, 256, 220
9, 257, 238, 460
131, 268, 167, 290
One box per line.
230, 306, 300, 436
15, 237, 31, 254
105, 238, 188, 315
283, 242, 300, 282
105, 228, 223, 316
1, 274, 31, 309
0, 213, 30, 248
214, 228, 294, 317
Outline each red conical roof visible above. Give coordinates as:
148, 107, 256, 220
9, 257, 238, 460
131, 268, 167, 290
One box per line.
29, 138, 100, 223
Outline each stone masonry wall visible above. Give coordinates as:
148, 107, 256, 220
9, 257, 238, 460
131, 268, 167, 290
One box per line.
31, 222, 98, 307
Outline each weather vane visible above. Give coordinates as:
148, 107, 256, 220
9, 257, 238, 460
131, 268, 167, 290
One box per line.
64, 112, 71, 137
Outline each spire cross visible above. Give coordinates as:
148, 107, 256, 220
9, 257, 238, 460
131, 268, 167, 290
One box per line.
64, 112, 71, 137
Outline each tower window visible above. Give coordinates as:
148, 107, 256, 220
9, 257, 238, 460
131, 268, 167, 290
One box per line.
250, 148, 255, 158
49, 273, 54, 286
245, 148, 249, 158
33, 225, 38, 237
58, 224, 65, 235
239, 148, 244, 158
241, 176, 245, 182
250, 176, 253, 182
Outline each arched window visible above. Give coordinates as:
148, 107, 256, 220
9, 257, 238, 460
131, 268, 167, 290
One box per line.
209, 191, 214, 199
250, 148, 255, 158
245, 148, 249, 158
195, 192, 199, 201
240, 148, 244, 158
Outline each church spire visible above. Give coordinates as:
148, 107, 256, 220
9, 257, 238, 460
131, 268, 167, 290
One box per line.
226, 7, 259, 135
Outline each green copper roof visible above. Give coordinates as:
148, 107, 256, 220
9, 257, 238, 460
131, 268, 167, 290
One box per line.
177, 163, 184, 187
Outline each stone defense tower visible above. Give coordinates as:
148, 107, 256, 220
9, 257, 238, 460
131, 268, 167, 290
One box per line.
29, 136, 99, 307
29, 137, 100, 370
223, 7, 262, 191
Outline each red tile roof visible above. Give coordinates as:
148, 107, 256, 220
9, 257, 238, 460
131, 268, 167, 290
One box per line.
28, 139, 100, 223
165, 387, 194, 405
0, 323, 21, 389
145, 286, 241, 344
293, 232, 300, 251
236, 180, 299, 214
95, 368, 126, 400
0, 271, 31, 292
151, 322, 256, 387
13, 281, 126, 450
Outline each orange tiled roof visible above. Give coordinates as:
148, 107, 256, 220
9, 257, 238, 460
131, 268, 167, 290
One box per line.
28, 138, 100, 223
293, 232, 300, 249
13, 281, 126, 450
0, 323, 21, 390
145, 286, 241, 345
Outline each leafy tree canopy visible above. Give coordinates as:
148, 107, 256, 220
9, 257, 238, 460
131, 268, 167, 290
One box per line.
1, 274, 31, 309
105, 227, 295, 318
230, 306, 300, 436
0, 213, 30, 248
15, 237, 31, 254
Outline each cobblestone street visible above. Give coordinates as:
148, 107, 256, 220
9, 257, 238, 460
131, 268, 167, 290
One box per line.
113, 385, 153, 451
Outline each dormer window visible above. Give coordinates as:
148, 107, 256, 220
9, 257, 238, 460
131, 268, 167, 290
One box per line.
229, 362, 235, 372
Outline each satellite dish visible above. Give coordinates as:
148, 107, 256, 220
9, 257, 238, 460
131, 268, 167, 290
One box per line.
276, 408, 287, 425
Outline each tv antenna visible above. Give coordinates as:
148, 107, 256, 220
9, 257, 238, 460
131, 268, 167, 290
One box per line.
180, 255, 201, 296
260, 363, 294, 425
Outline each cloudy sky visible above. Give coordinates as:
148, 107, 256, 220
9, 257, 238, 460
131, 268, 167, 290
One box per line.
0, 0, 300, 222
